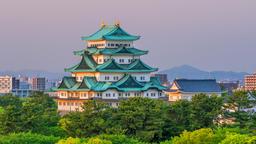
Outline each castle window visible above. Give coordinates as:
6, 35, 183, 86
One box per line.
113, 93, 115, 97
140, 76, 145, 81
113, 76, 119, 80
111, 44, 114, 46
105, 76, 110, 80
108, 44, 110, 47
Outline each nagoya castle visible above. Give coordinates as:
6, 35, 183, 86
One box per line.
55, 22, 166, 112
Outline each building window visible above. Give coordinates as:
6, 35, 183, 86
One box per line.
140, 76, 145, 81
105, 76, 110, 80
113, 76, 119, 80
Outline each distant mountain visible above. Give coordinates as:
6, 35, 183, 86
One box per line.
158, 65, 249, 82
0, 70, 67, 80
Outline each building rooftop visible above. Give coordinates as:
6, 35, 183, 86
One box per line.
171, 79, 222, 93
55, 74, 167, 92
81, 25, 140, 41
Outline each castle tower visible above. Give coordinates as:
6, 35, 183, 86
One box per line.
55, 23, 166, 112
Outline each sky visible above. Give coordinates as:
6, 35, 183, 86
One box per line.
0, 0, 256, 73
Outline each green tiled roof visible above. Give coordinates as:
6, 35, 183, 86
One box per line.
96, 59, 157, 73
81, 25, 140, 41
82, 47, 148, 56
56, 74, 167, 92
66, 54, 157, 73
65, 52, 97, 72
114, 74, 144, 89
57, 77, 77, 90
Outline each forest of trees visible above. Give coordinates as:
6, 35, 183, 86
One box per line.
0, 91, 255, 144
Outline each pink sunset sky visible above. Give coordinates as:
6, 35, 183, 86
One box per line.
0, 0, 255, 73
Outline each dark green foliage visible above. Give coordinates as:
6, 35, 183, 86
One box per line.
0, 92, 61, 136
0, 94, 22, 108
114, 97, 169, 142
60, 100, 111, 137
0, 132, 60, 144
225, 91, 256, 128
20, 92, 60, 134
168, 100, 192, 136
190, 94, 223, 129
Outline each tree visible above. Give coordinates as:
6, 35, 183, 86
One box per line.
20, 92, 60, 134
0, 92, 61, 135
0, 94, 22, 108
190, 94, 223, 129
220, 133, 256, 144
168, 100, 192, 136
114, 97, 169, 142
60, 100, 111, 137
225, 91, 255, 128
168, 128, 215, 144
0, 94, 23, 134
0, 132, 60, 144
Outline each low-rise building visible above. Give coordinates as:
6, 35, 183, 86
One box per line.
166, 79, 222, 102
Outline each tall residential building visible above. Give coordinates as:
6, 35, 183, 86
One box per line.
245, 73, 256, 91
0, 76, 13, 94
12, 77, 20, 90
31, 77, 46, 91
54, 23, 167, 112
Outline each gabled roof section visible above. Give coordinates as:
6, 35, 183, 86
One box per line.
128, 59, 158, 72
58, 77, 77, 89
65, 52, 97, 72
77, 78, 90, 90
114, 74, 144, 89
96, 59, 124, 71
173, 79, 222, 93
81, 25, 140, 41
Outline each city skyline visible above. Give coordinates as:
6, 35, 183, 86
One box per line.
1, 0, 256, 73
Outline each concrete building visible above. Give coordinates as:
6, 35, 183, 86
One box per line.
245, 73, 256, 91
153, 74, 169, 86
31, 77, 46, 91
12, 77, 20, 90
0, 76, 13, 94
54, 23, 167, 112
166, 79, 222, 102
